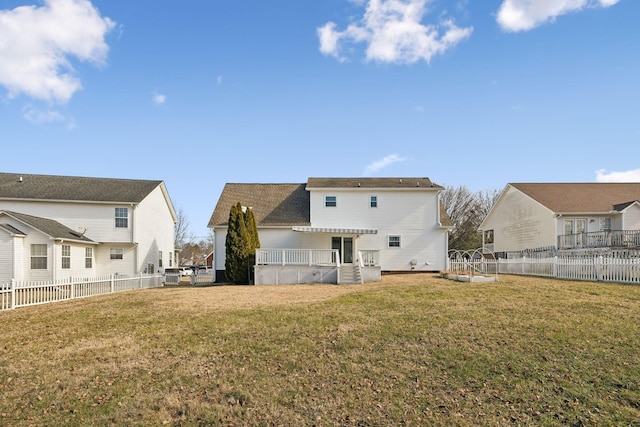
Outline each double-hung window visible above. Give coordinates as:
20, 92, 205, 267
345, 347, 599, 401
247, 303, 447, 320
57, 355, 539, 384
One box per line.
115, 207, 128, 228
110, 248, 124, 260
61, 245, 71, 269
325, 196, 337, 207
370, 196, 378, 208
388, 235, 401, 248
85, 247, 93, 268
31, 244, 48, 269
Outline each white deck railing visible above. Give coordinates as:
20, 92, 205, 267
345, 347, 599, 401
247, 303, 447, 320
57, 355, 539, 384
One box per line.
256, 249, 340, 266
0, 274, 163, 311
255, 249, 381, 267
358, 250, 380, 266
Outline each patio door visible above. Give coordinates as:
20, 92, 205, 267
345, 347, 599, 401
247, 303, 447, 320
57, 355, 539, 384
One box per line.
564, 218, 587, 247
332, 237, 354, 264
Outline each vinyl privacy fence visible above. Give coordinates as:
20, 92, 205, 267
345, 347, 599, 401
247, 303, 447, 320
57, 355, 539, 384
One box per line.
0, 274, 164, 311
453, 255, 640, 285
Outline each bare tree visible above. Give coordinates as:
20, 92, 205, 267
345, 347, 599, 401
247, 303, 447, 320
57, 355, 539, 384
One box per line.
174, 207, 190, 249
441, 185, 500, 251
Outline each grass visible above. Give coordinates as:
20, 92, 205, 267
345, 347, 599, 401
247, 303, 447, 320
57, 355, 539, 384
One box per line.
0, 273, 639, 426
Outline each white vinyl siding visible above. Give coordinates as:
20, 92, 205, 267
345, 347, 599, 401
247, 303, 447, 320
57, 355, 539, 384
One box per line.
481, 185, 557, 253
308, 187, 447, 271
133, 185, 177, 274
0, 232, 13, 283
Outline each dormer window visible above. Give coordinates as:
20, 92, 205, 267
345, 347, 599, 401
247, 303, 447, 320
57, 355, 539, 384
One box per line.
325, 196, 337, 207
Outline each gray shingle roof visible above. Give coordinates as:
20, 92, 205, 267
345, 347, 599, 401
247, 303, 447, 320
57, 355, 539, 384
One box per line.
0, 223, 26, 236
0, 172, 162, 203
511, 183, 640, 213
306, 177, 442, 189
1, 210, 95, 242
208, 183, 310, 227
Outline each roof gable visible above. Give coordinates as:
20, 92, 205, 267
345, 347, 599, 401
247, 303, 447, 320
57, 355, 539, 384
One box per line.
0, 172, 162, 204
208, 183, 310, 227
510, 183, 640, 213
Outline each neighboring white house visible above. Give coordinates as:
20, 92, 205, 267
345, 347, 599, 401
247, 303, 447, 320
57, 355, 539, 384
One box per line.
479, 183, 640, 256
208, 177, 452, 284
0, 172, 177, 283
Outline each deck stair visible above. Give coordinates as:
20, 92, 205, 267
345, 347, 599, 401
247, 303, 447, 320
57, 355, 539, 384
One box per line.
338, 263, 362, 284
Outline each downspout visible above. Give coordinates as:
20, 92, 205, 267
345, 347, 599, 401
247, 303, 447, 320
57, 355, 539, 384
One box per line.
131, 204, 138, 274
52, 238, 58, 282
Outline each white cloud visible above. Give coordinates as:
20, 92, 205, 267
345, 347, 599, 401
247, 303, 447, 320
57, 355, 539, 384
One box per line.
0, 0, 115, 104
595, 168, 640, 182
152, 92, 166, 105
318, 0, 472, 64
23, 105, 75, 128
496, 0, 620, 32
364, 154, 408, 176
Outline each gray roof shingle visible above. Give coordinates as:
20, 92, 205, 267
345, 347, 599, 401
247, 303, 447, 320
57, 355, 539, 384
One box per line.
1, 210, 95, 242
306, 177, 442, 189
511, 183, 640, 213
208, 183, 310, 227
0, 172, 162, 203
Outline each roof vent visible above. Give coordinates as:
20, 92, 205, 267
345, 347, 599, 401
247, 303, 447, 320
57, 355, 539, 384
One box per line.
18, 176, 23, 183
416, 181, 420, 187
399, 179, 403, 184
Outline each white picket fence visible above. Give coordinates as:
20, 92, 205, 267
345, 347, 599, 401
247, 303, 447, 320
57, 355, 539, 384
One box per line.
0, 274, 164, 311
163, 271, 214, 286
497, 255, 640, 284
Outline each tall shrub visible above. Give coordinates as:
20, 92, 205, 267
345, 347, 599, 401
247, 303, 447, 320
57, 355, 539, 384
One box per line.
245, 207, 260, 253
225, 202, 249, 283
244, 208, 260, 281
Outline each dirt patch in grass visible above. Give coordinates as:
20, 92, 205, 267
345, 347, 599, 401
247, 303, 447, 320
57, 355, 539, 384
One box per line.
157, 273, 419, 312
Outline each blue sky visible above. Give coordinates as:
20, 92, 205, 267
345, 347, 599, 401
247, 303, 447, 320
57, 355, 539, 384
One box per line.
1, 0, 638, 238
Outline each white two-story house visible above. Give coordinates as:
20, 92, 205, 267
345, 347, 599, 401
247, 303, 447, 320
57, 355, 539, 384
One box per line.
479, 182, 640, 257
0, 172, 177, 283
208, 177, 451, 284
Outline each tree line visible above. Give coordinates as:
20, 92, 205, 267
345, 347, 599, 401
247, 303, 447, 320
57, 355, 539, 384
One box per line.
440, 185, 500, 251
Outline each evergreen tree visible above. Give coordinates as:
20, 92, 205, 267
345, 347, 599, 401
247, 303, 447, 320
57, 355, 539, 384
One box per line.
225, 202, 250, 283
245, 207, 260, 253
244, 208, 260, 281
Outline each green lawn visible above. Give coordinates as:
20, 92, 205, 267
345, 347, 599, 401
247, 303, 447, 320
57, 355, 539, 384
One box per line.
0, 274, 639, 426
